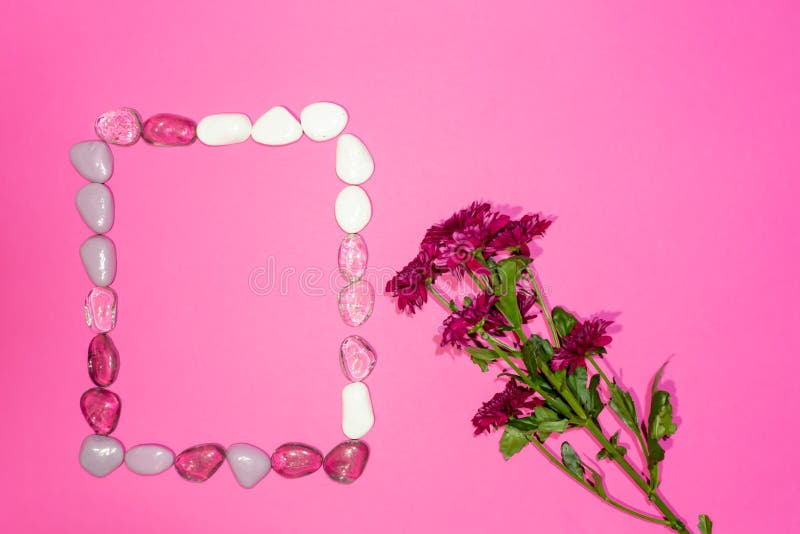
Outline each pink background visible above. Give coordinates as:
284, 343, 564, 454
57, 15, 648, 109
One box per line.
1, 1, 798, 532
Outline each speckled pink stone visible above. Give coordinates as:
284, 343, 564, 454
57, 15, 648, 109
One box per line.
142, 113, 197, 146
84, 286, 117, 333
174, 444, 226, 482
271, 443, 323, 478
94, 108, 142, 146
80, 387, 121, 435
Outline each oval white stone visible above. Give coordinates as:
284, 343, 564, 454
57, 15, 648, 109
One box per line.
80, 234, 116, 287
335, 185, 372, 233
79, 434, 124, 477
125, 444, 174, 475
227, 443, 271, 489
75, 183, 114, 233
342, 381, 374, 439
251, 106, 302, 146
300, 102, 348, 141
336, 134, 374, 185
197, 113, 252, 146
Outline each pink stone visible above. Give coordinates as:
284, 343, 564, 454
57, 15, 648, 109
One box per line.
84, 286, 117, 333
338, 233, 368, 281
339, 335, 377, 382
80, 387, 121, 435
88, 334, 119, 387
338, 279, 375, 327
271, 443, 323, 478
142, 113, 197, 146
174, 444, 226, 482
94, 108, 142, 146
323, 440, 369, 483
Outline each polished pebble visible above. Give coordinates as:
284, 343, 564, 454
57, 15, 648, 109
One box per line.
251, 106, 302, 146
300, 102, 348, 141
341, 382, 375, 439
227, 443, 271, 489
336, 134, 374, 185
174, 443, 227, 482
80, 235, 116, 287
271, 443, 323, 478
324, 440, 369, 483
94, 108, 142, 146
79, 434, 124, 477
338, 279, 375, 327
340, 335, 377, 382
142, 113, 197, 146
88, 333, 119, 387
338, 233, 368, 281
197, 113, 252, 146
70, 141, 113, 183
125, 444, 174, 475
84, 286, 117, 333
335, 185, 372, 233
75, 183, 114, 233
80, 387, 121, 435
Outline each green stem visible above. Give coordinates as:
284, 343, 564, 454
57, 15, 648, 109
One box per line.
427, 283, 457, 312
525, 266, 560, 349
468, 269, 489, 292
529, 438, 671, 526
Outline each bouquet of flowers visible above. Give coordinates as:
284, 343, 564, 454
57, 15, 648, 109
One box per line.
387, 202, 712, 534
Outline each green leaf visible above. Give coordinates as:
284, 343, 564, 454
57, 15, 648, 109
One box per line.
587, 374, 604, 419
646, 362, 677, 490
523, 334, 554, 364
494, 258, 525, 329
596, 431, 627, 461
506, 417, 539, 432
698, 514, 713, 534
552, 306, 578, 337
609, 384, 640, 435
560, 441, 585, 479
465, 346, 499, 372
499, 426, 530, 460
538, 419, 569, 433
586, 465, 607, 498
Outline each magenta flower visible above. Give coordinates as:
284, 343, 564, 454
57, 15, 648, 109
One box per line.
441, 292, 497, 348
487, 213, 552, 256
472, 379, 545, 435
386, 249, 434, 315
551, 318, 614, 372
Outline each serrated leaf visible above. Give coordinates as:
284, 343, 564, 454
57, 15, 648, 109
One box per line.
552, 306, 578, 337
494, 258, 525, 329
560, 441, 585, 479
499, 425, 530, 460
698, 514, 713, 534
609, 384, 640, 435
646, 362, 677, 489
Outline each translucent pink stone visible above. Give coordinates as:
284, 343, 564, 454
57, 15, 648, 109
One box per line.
142, 113, 197, 146
174, 444, 226, 482
88, 334, 119, 387
338, 233, 368, 281
339, 335, 377, 382
323, 440, 369, 483
84, 286, 117, 333
271, 443, 323, 478
80, 387, 121, 435
94, 108, 142, 146
338, 279, 375, 327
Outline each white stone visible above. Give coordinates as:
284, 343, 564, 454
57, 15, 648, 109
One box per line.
300, 102, 348, 141
226, 443, 271, 488
125, 444, 174, 475
251, 106, 302, 146
80, 234, 116, 287
79, 434, 124, 477
342, 382, 374, 439
335, 185, 372, 233
336, 134, 374, 185
75, 183, 114, 233
197, 113, 252, 146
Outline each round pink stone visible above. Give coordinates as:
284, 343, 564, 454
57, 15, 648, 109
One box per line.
338, 233, 368, 281
142, 113, 197, 146
84, 286, 117, 333
88, 334, 119, 387
174, 444, 226, 482
339, 335, 377, 382
323, 440, 369, 483
94, 108, 142, 146
338, 279, 375, 327
80, 387, 121, 435
271, 443, 323, 479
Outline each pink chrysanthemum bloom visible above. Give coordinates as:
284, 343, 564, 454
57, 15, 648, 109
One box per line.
487, 213, 552, 256
441, 292, 497, 348
386, 249, 434, 315
551, 318, 614, 372
472, 379, 545, 435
